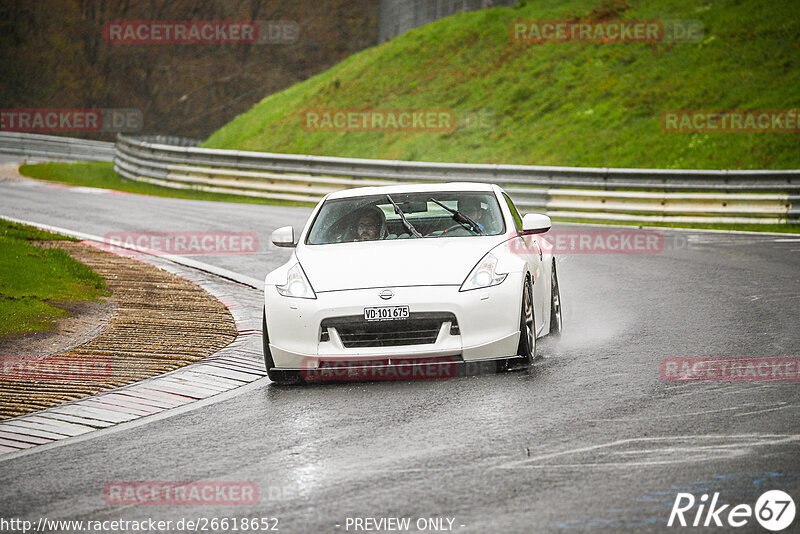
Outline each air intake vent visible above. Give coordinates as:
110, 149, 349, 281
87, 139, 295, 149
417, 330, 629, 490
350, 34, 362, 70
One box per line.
321, 312, 458, 348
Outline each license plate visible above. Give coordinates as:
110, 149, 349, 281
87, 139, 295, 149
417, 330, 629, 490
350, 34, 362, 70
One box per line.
364, 306, 410, 321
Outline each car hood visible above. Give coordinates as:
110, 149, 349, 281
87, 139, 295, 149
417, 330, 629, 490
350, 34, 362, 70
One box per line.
297, 237, 507, 292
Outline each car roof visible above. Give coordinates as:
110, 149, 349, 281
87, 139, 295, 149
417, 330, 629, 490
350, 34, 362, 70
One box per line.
325, 182, 501, 200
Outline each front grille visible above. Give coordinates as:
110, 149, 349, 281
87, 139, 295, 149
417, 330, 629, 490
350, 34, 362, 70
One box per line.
320, 312, 458, 348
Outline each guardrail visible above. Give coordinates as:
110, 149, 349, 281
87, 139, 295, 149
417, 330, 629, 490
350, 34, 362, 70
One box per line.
0, 132, 114, 162
115, 135, 799, 224
4, 131, 794, 224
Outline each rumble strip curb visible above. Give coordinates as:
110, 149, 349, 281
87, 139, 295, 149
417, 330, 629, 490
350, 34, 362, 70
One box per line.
0, 217, 267, 458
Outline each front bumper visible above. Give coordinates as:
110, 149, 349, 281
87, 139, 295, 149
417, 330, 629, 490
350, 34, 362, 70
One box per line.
264, 274, 523, 370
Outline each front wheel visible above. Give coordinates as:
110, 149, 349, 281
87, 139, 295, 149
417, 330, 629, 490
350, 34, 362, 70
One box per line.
549, 262, 562, 338
516, 276, 536, 364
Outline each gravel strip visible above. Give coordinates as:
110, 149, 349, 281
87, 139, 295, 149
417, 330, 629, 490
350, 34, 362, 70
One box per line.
0, 241, 238, 420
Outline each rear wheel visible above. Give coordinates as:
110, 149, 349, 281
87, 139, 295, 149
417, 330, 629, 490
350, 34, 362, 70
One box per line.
516, 276, 536, 364
262, 309, 302, 386
549, 262, 563, 338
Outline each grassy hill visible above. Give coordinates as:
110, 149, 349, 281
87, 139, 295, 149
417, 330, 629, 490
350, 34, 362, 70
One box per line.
203, 0, 799, 170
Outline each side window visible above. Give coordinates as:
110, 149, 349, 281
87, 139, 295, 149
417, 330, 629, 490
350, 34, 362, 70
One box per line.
503, 193, 523, 232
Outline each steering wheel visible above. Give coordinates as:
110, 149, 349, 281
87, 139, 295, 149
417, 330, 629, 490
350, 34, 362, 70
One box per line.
440, 224, 477, 236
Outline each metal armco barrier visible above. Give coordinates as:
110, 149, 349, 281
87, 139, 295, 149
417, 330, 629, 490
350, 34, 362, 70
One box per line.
0, 132, 114, 162
115, 135, 799, 225
3, 132, 795, 224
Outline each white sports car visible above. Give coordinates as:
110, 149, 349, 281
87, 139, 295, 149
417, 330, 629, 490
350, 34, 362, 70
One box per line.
262, 182, 562, 384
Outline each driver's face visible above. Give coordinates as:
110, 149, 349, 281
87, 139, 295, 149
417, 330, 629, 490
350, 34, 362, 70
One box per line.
357, 215, 378, 240
461, 202, 480, 221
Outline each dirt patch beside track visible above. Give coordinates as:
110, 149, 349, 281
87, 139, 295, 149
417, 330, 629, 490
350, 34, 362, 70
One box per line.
0, 241, 238, 420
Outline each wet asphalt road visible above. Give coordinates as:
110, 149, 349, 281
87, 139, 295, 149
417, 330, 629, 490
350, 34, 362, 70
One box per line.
1, 174, 799, 533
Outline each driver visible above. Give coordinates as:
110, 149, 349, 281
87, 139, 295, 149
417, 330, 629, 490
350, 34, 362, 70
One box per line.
353, 206, 387, 241
457, 196, 488, 233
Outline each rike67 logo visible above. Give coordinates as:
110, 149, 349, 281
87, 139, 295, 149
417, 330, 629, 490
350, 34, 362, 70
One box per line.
668, 490, 796, 531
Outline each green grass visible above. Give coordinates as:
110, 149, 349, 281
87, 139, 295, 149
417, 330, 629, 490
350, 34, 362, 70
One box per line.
0, 219, 110, 338
0, 219, 77, 242
204, 0, 799, 170
18, 162, 315, 207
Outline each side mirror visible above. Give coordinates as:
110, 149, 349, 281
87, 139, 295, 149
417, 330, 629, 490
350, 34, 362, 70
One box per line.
271, 226, 296, 248
521, 213, 551, 234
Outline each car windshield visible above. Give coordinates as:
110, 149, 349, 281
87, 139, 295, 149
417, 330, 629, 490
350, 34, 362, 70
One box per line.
306, 191, 505, 245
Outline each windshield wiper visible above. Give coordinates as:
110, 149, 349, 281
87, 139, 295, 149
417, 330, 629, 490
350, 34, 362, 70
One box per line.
386, 195, 423, 238
429, 197, 486, 236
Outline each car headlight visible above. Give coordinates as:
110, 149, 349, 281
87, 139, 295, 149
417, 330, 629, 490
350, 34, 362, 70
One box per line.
276, 263, 316, 299
460, 253, 507, 292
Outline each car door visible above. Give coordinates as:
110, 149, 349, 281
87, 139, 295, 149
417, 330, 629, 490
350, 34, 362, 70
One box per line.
502, 193, 546, 334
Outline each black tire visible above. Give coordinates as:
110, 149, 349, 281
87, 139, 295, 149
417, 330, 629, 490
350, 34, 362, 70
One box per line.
549, 262, 563, 338
516, 276, 536, 364
262, 308, 302, 386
